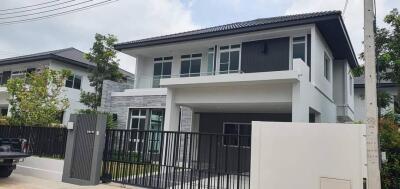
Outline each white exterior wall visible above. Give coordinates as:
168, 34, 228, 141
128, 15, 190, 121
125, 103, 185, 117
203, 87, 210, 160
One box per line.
354, 87, 398, 122
310, 26, 334, 100
251, 122, 367, 189
49, 60, 94, 124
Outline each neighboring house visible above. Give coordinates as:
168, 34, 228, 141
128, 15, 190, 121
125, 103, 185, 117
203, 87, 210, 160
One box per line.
0, 47, 134, 125
101, 11, 357, 138
354, 76, 399, 122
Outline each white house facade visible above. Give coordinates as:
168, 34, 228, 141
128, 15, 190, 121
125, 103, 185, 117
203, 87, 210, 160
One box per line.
0, 48, 134, 125
101, 11, 358, 135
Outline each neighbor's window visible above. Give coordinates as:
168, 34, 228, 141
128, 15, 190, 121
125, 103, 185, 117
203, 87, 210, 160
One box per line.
219, 44, 241, 74
11, 70, 26, 79
324, 52, 331, 80
180, 53, 202, 77
223, 123, 251, 147
153, 57, 172, 88
65, 74, 82, 89
0, 107, 8, 116
292, 36, 306, 63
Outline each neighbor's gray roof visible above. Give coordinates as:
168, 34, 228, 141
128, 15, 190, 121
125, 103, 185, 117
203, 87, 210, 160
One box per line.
0, 47, 95, 68
115, 11, 358, 68
354, 75, 397, 88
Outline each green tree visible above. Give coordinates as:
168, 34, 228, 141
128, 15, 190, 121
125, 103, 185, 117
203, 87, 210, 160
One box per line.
7, 68, 71, 126
80, 33, 123, 111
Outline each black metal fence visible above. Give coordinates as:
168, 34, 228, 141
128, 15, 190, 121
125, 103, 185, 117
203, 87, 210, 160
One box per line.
0, 125, 68, 159
102, 130, 251, 189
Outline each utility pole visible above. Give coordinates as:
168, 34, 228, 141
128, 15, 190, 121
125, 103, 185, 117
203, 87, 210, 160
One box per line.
364, 0, 381, 188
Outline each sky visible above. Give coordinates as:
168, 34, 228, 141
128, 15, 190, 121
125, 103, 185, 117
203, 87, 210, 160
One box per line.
0, 0, 399, 74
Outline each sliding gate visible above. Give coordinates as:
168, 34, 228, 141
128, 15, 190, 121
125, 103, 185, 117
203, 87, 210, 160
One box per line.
101, 130, 251, 189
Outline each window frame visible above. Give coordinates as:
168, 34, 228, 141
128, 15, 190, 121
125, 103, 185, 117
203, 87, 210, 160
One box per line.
349, 75, 353, 96
323, 52, 331, 81
291, 35, 307, 65
153, 57, 172, 88
65, 74, 82, 90
180, 53, 202, 77
217, 44, 242, 74
222, 122, 251, 148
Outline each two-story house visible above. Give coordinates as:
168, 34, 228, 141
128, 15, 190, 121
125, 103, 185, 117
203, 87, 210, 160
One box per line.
102, 11, 357, 138
0, 47, 134, 125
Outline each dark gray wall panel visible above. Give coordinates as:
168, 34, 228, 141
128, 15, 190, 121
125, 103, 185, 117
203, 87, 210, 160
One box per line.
241, 37, 290, 73
198, 113, 291, 172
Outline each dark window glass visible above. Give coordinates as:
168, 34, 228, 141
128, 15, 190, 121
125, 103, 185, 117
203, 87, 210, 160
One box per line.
231, 44, 241, 49
190, 59, 201, 76
180, 60, 190, 77
0, 108, 7, 116
324, 53, 330, 80
162, 62, 172, 76
229, 51, 239, 72
181, 55, 190, 59
65, 75, 73, 88
293, 43, 305, 62
224, 124, 238, 146
153, 63, 162, 76
164, 56, 173, 60
73, 75, 81, 89
192, 53, 202, 58
27, 68, 36, 74
220, 46, 229, 50
154, 57, 162, 61
239, 124, 251, 147
293, 37, 305, 42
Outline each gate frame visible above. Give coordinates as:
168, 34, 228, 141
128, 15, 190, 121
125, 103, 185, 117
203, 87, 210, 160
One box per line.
62, 114, 107, 185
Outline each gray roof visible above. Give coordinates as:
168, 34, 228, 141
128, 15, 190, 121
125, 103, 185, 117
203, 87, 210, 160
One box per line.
116, 11, 339, 48
0, 47, 95, 68
354, 75, 397, 88
0, 48, 134, 77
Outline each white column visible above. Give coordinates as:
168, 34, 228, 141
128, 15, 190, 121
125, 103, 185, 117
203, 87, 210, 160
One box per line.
164, 88, 180, 131
291, 59, 310, 122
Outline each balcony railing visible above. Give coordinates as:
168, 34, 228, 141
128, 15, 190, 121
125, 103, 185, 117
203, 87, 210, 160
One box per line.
152, 70, 245, 88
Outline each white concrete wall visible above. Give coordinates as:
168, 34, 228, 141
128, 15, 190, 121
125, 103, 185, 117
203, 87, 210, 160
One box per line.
310, 26, 334, 100
250, 122, 367, 189
49, 60, 94, 124
15, 156, 64, 182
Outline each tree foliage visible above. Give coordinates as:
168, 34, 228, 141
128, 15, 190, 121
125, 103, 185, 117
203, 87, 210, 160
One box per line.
7, 68, 71, 126
80, 33, 123, 111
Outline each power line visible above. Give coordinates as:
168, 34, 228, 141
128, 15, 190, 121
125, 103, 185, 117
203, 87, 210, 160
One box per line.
0, 0, 61, 12
0, 0, 95, 20
0, 0, 118, 26
0, 0, 77, 16
343, 0, 349, 16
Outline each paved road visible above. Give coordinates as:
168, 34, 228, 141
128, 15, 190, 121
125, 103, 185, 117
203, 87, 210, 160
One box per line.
0, 173, 141, 189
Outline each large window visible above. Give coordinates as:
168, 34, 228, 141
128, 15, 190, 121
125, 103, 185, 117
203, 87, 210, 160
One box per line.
65, 74, 82, 89
223, 123, 251, 147
324, 52, 331, 80
292, 36, 306, 63
219, 44, 241, 74
153, 57, 172, 88
128, 108, 165, 152
180, 53, 202, 77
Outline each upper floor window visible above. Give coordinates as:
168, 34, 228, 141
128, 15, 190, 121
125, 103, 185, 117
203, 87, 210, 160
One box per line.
207, 47, 215, 75
219, 44, 241, 74
180, 53, 202, 77
292, 36, 306, 63
324, 52, 331, 81
153, 57, 172, 88
65, 74, 82, 89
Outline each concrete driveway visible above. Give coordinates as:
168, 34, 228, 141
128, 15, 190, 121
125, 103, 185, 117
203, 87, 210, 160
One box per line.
0, 174, 141, 189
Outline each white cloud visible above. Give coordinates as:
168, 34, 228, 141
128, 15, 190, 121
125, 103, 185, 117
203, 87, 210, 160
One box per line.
285, 0, 397, 64
0, 0, 199, 74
